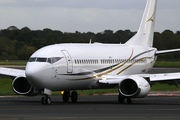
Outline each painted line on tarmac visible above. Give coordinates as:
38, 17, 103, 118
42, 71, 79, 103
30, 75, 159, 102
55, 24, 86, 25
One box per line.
0, 96, 23, 98
102, 92, 180, 96
148, 93, 180, 96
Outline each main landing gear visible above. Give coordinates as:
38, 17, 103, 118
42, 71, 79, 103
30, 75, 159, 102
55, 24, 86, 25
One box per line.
118, 93, 132, 104
62, 90, 78, 103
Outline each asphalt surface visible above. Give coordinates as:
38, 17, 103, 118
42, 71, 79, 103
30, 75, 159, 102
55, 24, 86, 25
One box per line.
0, 95, 180, 120
0, 67, 180, 119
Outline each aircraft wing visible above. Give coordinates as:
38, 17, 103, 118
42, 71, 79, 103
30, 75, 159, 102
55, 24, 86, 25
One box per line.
0, 67, 25, 78
147, 73, 180, 82
98, 73, 180, 87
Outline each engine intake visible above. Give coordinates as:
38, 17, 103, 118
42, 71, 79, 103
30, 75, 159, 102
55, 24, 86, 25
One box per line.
120, 79, 140, 96
119, 76, 150, 98
12, 76, 38, 96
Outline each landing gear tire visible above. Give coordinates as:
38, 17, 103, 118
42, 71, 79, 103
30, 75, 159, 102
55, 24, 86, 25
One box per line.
118, 94, 125, 104
127, 97, 132, 104
63, 91, 70, 102
41, 96, 46, 105
45, 97, 51, 105
41, 96, 51, 105
71, 91, 78, 103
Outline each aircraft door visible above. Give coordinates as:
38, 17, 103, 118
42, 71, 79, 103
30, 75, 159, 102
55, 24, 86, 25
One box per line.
61, 50, 73, 73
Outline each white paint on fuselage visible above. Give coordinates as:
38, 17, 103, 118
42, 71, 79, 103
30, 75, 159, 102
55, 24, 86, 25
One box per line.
25, 43, 157, 91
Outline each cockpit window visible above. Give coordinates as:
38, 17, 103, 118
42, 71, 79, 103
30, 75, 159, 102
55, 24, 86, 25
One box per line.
36, 58, 47, 62
51, 57, 62, 64
47, 58, 52, 64
28, 57, 62, 64
47, 57, 62, 64
28, 57, 36, 62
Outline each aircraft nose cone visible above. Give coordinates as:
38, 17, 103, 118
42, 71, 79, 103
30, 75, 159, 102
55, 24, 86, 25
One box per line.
25, 62, 45, 88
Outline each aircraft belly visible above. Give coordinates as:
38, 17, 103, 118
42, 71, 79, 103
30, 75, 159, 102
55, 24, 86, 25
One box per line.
46, 78, 115, 91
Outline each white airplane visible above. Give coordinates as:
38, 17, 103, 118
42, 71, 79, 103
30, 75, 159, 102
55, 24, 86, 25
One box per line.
1, 0, 180, 105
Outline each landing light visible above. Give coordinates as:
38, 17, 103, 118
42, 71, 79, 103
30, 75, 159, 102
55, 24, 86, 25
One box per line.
102, 77, 107, 80
94, 75, 98, 78
61, 91, 64, 95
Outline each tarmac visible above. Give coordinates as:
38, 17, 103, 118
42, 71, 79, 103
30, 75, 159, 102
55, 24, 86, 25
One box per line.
0, 95, 180, 120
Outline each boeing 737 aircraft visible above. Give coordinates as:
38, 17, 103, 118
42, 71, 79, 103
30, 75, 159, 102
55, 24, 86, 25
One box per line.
1, 0, 180, 105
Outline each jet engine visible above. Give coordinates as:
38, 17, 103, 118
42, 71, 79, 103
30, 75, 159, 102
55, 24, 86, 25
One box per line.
119, 76, 150, 98
12, 76, 38, 96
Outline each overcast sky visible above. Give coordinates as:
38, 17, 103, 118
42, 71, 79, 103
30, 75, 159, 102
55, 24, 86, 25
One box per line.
0, 0, 180, 33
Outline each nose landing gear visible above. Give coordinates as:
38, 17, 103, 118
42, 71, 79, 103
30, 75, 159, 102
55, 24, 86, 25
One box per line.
41, 88, 52, 105
41, 95, 51, 105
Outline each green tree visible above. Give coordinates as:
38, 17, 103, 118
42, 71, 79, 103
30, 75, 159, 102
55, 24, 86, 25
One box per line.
7, 26, 19, 30
18, 46, 36, 59
0, 37, 18, 59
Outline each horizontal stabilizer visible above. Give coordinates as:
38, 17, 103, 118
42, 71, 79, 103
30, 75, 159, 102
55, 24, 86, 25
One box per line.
156, 49, 180, 55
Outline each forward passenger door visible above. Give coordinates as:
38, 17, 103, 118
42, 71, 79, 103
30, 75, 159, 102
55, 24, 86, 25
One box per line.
61, 50, 73, 73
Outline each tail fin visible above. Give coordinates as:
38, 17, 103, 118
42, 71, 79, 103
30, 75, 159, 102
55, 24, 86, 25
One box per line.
125, 0, 157, 47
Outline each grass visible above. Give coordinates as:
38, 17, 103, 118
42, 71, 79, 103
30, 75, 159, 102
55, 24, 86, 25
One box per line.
0, 79, 180, 96
0, 61, 27, 65
154, 61, 180, 67
151, 83, 180, 91
0, 79, 16, 95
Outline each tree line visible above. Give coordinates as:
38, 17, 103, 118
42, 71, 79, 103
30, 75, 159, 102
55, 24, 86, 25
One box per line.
0, 26, 180, 61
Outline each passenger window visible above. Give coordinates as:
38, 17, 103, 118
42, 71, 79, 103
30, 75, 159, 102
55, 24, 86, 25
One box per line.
29, 57, 36, 62
37, 58, 47, 62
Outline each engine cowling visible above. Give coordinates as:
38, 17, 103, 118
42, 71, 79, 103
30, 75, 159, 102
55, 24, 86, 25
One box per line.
119, 76, 150, 98
12, 76, 38, 96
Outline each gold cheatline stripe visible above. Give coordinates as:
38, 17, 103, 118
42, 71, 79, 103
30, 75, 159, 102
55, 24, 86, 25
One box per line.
116, 57, 153, 75
96, 49, 134, 77
67, 76, 96, 81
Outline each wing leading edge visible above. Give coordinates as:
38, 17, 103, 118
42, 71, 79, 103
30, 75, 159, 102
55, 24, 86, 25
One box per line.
0, 67, 25, 78
98, 73, 180, 87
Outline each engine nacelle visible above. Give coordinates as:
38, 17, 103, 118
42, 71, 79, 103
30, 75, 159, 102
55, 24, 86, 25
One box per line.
119, 76, 150, 98
12, 76, 38, 96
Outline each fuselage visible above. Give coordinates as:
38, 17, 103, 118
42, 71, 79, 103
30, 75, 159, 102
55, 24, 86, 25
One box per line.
25, 43, 157, 91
